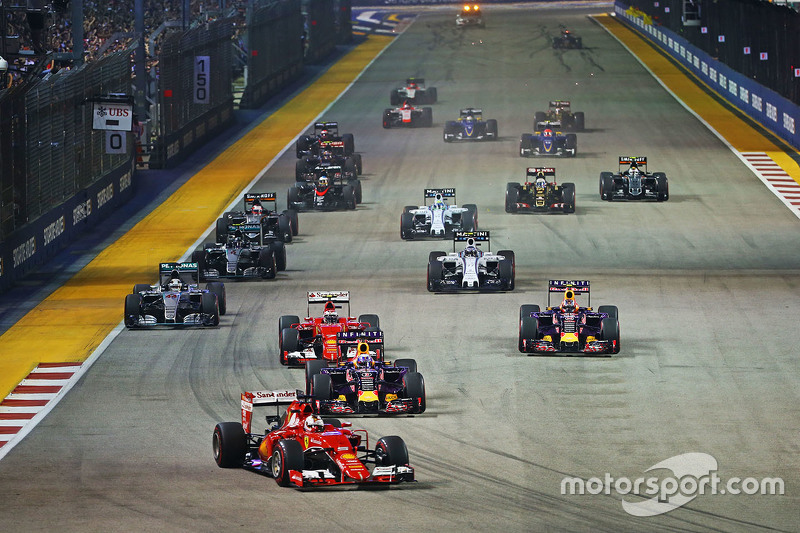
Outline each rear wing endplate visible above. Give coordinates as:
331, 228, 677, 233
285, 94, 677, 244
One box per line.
241, 389, 298, 433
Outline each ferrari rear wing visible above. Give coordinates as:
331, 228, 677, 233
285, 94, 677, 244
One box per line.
307, 291, 351, 317
454, 230, 490, 252
241, 389, 298, 433
547, 280, 591, 307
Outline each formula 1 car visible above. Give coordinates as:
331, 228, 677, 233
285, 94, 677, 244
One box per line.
216, 192, 297, 244
401, 188, 477, 239
552, 29, 582, 49
533, 100, 584, 131
296, 139, 362, 180
124, 262, 226, 327
519, 122, 577, 157
442, 108, 497, 142
456, 4, 484, 27
427, 231, 515, 292
390, 77, 437, 105
212, 389, 415, 488
193, 223, 285, 280
382, 101, 433, 129
600, 156, 669, 202
295, 121, 355, 159
287, 171, 360, 211
295, 159, 362, 204
304, 340, 426, 415
278, 291, 382, 365
518, 280, 620, 355
505, 167, 575, 214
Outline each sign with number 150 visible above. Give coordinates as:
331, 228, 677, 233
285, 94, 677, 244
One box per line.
194, 56, 210, 104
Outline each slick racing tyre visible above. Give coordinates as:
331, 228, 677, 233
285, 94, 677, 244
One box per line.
505, 183, 520, 213
402, 372, 426, 414
600, 317, 621, 354
206, 282, 226, 315
343, 185, 357, 210
390, 89, 401, 106
533, 111, 546, 128
565, 134, 577, 156
519, 307, 541, 353
600, 172, 614, 201
124, 294, 141, 327
574, 112, 585, 131
201, 293, 220, 326
518, 304, 540, 351
422, 107, 433, 128
279, 327, 299, 365
295, 158, 308, 181
287, 186, 302, 210
215, 218, 228, 243
258, 249, 277, 279
486, 119, 498, 140
400, 212, 415, 240
375, 436, 409, 467
213, 422, 247, 468
598, 305, 619, 320
561, 182, 576, 213
426, 87, 438, 104
278, 315, 300, 338
462, 204, 478, 231
519, 134, 533, 157
497, 250, 515, 290
271, 241, 287, 271
305, 360, 327, 394
427, 260, 443, 292
272, 439, 304, 486
382, 110, 393, 129
358, 313, 380, 330
394, 358, 418, 374
341, 133, 355, 155
283, 209, 299, 236
278, 213, 292, 243
133, 283, 151, 294
654, 172, 669, 202
312, 373, 332, 401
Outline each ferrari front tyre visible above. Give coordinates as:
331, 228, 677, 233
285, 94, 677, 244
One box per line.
394, 358, 418, 374
400, 212, 414, 240
312, 373, 332, 401
561, 182, 576, 213
375, 436, 409, 467
201, 292, 220, 326
305, 360, 327, 395
213, 422, 247, 468
279, 327, 299, 365
258, 248, 277, 279
272, 439, 304, 486
206, 282, 227, 315
402, 372, 426, 414
124, 294, 141, 327
358, 313, 380, 330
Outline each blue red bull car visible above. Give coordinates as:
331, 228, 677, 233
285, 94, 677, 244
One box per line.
518, 280, 620, 355
212, 390, 415, 488
519, 122, 577, 157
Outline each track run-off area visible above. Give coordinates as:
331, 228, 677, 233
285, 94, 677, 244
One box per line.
1, 5, 799, 532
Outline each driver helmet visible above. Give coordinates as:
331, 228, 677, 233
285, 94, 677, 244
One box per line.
464, 246, 478, 257
465, 114, 474, 122
561, 290, 577, 312
542, 128, 553, 137
251, 203, 263, 216
318, 176, 329, 188
323, 301, 338, 324
303, 415, 324, 433
535, 171, 547, 188
408, 81, 417, 88
433, 193, 446, 209
401, 101, 413, 110
355, 348, 373, 368
319, 129, 331, 139
320, 150, 333, 161
168, 277, 182, 291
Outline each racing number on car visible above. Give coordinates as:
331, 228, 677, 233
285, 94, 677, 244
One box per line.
194, 56, 210, 104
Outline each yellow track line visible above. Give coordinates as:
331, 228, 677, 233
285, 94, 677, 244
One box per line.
0, 35, 393, 398
595, 14, 800, 183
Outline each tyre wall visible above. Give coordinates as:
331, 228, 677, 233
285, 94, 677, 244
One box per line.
614, 1, 799, 150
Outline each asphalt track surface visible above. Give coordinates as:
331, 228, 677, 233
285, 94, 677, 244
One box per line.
2, 6, 800, 532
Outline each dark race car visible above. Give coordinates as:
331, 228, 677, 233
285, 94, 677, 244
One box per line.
519, 122, 577, 158
599, 156, 669, 202
304, 337, 426, 415
390, 77, 437, 105
295, 159, 362, 204
533, 100, 585, 131
401, 188, 478, 239
443, 108, 498, 142
216, 192, 297, 244
193, 223, 285, 280
295, 121, 355, 159
552, 29, 582, 49
212, 389, 415, 488
124, 262, 226, 327
456, 4, 484, 27
518, 280, 620, 356
278, 291, 382, 365
427, 231, 515, 292
296, 139, 362, 180
287, 170, 360, 211
505, 167, 575, 214
383, 101, 433, 129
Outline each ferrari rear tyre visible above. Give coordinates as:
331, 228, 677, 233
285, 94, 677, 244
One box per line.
358, 314, 380, 330
213, 422, 247, 468
402, 372, 426, 414
375, 436, 409, 467
272, 439, 304, 486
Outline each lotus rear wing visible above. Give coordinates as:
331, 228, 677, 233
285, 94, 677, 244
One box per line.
244, 192, 277, 212
619, 156, 647, 172
526, 167, 556, 183
549, 100, 570, 109
547, 280, 591, 307
158, 262, 200, 287
241, 389, 298, 433
425, 188, 456, 205
454, 230, 490, 252
307, 290, 351, 317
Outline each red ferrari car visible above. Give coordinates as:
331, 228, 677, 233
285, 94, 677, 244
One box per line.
278, 291, 382, 365
212, 389, 415, 488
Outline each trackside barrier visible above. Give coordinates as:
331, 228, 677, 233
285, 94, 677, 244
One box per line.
614, 1, 800, 150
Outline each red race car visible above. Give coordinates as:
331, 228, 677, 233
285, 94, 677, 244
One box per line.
212, 389, 415, 488
278, 291, 382, 365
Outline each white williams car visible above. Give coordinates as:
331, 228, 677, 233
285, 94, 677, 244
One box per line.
401, 188, 477, 239
427, 231, 515, 292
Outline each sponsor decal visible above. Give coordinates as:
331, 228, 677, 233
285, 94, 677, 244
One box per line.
766, 103, 778, 122
752, 94, 763, 112
341, 453, 357, 460
783, 113, 795, 134
167, 141, 180, 158
13, 237, 36, 268
43, 216, 65, 246
73, 199, 93, 225
119, 170, 132, 192
97, 183, 114, 209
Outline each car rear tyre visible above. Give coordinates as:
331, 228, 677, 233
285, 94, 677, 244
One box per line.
213, 422, 246, 468
426, 87, 437, 104
358, 314, 380, 330
561, 182, 576, 213
574, 112, 585, 131
389, 90, 401, 106
422, 107, 433, 128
